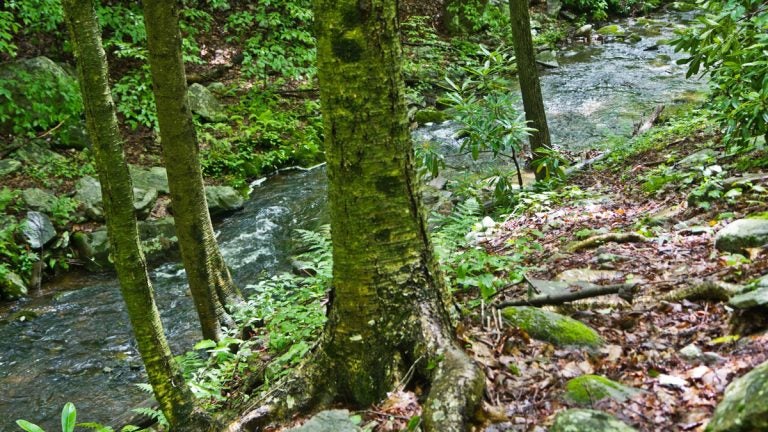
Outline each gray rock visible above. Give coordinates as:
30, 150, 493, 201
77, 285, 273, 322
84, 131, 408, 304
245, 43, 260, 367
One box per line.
678, 149, 717, 167
575, 24, 593, 36
547, 0, 562, 17
755, 274, 768, 288
129, 165, 170, 194
1, 272, 28, 300
205, 185, 244, 216
0, 159, 22, 177
285, 410, 361, 432
22, 211, 56, 249
13, 141, 66, 165
133, 187, 158, 220
188, 83, 226, 122
679, 343, 703, 362
72, 217, 178, 271
550, 409, 636, 432
536, 49, 559, 68
729, 286, 768, 309
556, 269, 624, 283
427, 175, 448, 190
714, 218, 768, 254
74, 176, 104, 222
706, 360, 768, 431
21, 188, 57, 213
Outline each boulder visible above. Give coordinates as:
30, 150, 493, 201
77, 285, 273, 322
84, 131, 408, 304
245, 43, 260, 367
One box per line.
205, 185, 244, 216
597, 25, 626, 36
1, 272, 28, 300
729, 286, 768, 309
547, 0, 562, 17
0, 56, 82, 135
129, 165, 170, 194
536, 49, 559, 68
21, 188, 57, 214
188, 83, 226, 122
22, 211, 56, 249
565, 375, 641, 404
54, 121, 91, 150
501, 306, 602, 347
74, 176, 104, 221
0, 159, 22, 177
714, 218, 768, 254
551, 409, 637, 432
133, 187, 158, 220
75, 176, 160, 221
575, 24, 593, 36
706, 360, 768, 431
72, 217, 178, 271
285, 410, 361, 432
556, 268, 624, 283
13, 141, 66, 165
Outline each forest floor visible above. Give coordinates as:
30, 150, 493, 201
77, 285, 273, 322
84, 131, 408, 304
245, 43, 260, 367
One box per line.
458, 121, 768, 431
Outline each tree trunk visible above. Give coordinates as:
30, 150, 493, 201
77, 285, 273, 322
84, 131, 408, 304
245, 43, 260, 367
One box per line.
141, 0, 241, 341
508, 0, 552, 180
313, 0, 484, 428
61, 1, 215, 429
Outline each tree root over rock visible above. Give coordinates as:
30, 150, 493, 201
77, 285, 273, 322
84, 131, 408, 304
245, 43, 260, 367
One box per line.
224, 306, 484, 432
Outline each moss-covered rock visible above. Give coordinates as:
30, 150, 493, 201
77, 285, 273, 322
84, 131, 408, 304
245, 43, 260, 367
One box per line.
715, 218, 768, 254
565, 375, 641, 404
501, 306, 602, 347
551, 409, 637, 432
1, 271, 28, 300
413, 108, 449, 125
706, 360, 768, 431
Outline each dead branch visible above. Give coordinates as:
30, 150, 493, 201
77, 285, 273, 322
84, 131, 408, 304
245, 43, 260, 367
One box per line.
567, 232, 647, 253
633, 104, 665, 136
495, 283, 638, 308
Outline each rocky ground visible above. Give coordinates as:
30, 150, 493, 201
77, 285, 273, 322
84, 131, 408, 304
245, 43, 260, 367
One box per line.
461, 127, 768, 431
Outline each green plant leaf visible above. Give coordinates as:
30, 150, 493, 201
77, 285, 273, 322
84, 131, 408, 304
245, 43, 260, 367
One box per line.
15, 420, 45, 432
61, 402, 76, 432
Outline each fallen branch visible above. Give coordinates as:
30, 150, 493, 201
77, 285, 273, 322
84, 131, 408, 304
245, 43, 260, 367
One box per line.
495, 282, 638, 308
567, 232, 647, 253
633, 104, 665, 136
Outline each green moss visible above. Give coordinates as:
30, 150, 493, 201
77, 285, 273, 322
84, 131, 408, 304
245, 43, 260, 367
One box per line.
747, 212, 768, 220
501, 306, 602, 347
414, 109, 449, 124
565, 375, 640, 404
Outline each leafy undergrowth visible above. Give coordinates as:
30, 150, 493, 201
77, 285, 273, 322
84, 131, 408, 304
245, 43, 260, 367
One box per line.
461, 111, 768, 430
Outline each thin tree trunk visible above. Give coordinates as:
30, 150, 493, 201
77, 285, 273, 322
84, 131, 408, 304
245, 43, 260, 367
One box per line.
508, 0, 552, 180
141, 0, 241, 341
61, 1, 214, 429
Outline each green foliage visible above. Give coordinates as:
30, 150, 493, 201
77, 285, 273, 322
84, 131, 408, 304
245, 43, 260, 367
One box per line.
562, 0, 660, 19
199, 93, 323, 188
0, 10, 20, 57
0, 218, 37, 284
225, 0, 315, 81
432, 198, 526, 300
112, 66, 157, 130
23, 148, 96, 186
0, 69, 83, 137
672, 0, 768, 146
4, 0, 64, 39
16, 402, 75, 432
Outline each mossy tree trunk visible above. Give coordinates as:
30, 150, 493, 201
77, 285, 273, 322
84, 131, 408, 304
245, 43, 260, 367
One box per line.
298, 0, 485, 429
61, 1, 215, 430
509, 0, 552, 179
141, 0, 241, 341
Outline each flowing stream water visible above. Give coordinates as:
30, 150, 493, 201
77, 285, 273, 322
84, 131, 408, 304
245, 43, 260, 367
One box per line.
0, 10, 704, 430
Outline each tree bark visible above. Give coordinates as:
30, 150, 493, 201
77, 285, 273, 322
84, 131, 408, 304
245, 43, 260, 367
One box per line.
312, 0, 484, 429
61, 1, 214, 429
141, 0, 241, 341
508, 0, 552, 180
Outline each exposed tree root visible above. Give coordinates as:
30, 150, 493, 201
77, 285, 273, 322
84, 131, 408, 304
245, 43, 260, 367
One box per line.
225, 314, 484, 432
496, 282, 638, 307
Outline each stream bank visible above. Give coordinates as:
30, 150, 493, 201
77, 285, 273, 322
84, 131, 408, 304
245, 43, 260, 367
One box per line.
0, 9, 706, 430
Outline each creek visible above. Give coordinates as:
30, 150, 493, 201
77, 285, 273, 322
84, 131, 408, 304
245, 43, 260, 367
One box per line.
0, 10, 704, 430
